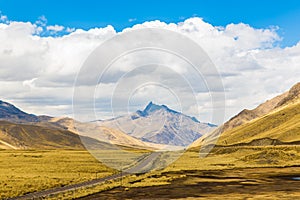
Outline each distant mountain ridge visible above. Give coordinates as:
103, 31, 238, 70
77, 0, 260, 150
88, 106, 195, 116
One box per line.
0, 100, 39, 123
0, 99, 216, 149
98, 102, 216, 146
0, 100, 180, 150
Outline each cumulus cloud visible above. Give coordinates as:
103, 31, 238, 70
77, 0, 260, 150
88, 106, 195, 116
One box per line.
0, 16, 299, 124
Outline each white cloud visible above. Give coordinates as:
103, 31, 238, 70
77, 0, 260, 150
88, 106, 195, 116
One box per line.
23, 78, 38, 88
0, 17, 299, 124
46, 24, 64, 32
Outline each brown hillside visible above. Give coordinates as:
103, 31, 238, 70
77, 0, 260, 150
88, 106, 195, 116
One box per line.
0, 121, 113, 149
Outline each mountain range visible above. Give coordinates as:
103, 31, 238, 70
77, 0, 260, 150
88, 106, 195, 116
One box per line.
0, 101, 125, 149
0, 100, 215, 149
1, 82, 299, 150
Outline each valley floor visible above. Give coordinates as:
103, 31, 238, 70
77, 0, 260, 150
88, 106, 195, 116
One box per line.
1, 145, 300, 199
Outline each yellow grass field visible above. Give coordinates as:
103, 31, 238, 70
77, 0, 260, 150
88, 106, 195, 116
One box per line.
0, 150, 116, 198
1, 145, 300, 199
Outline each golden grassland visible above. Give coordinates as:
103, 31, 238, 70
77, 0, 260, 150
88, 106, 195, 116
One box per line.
170, 145, 300, 170
24, 145, 300, 199
0, 149, 117, 198
1, 145, 300, 199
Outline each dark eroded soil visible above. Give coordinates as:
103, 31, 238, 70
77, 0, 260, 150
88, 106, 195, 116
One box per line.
79, 167, 300, 200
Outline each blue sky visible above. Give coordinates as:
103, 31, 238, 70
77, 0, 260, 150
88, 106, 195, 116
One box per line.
0, 0, 300, 47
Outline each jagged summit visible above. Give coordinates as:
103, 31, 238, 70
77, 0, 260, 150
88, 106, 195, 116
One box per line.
137, 102, 179, 117
143, 101, 162, 113
138, 102, 203, 123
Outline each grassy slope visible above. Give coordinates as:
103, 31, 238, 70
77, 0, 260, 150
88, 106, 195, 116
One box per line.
221, 82, 300, 134
216, 101, 300, 146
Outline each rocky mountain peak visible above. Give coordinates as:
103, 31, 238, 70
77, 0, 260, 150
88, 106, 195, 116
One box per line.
137, 102, 179, 117
97, 102, 216, 146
